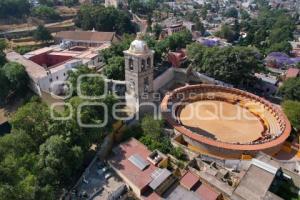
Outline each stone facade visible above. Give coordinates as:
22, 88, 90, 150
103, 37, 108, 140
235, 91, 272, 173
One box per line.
123, 34, 155, 113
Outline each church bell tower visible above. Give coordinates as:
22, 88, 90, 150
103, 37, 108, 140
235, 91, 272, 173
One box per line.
123, 33, 154, 113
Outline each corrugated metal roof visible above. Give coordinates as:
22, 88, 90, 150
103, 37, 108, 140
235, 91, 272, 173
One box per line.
251, 159, 279, 175
149, 169, 172, 190
128, 154, 150, 171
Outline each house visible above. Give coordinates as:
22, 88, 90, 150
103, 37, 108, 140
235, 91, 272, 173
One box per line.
254, 73, 279, 96
178, 171, 222, 200
6, 43, 110, 96
54, 31, 120, 48
285, 68, 300, 80
108, 137, 223, 200
108, 138, 175, 200
265, 52, 300, 69
167, 49, 187, 68
231, 159, 282, 200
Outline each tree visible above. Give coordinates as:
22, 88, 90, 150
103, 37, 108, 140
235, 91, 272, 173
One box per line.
215, 24, 237, 43
0, 39, 7, 66
10, 100, 53, 146
0, 130, 39, 200
141, 115, 163, 140
0, 70, 10, 104
104, 56, 125, 80
239, 9, 296, 54
152, 23, 163, 39
128, 0, 157, 15
200, 7, 208, 20
224, 7, 238, 18
266, 41, 292, 55
195, 20, 206, 35
32, 6, 61, 21
102, 34, 134, 63
282, 100, 300, 130
33, 25, 53, 42
171, 147, 185, 160
38, 0, 55, 6
2, 62, 29, 95
279, 77, 300, 101
0, 0, 30, 18
63, 0, 79, 7
79, 75, 105, 97
67, 65, 105, 97
38, 135, 83, 185
187, 44, 264, 86
75, 5, 135, 34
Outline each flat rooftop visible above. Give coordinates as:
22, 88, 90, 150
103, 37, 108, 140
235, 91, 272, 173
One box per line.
109, 138, 158, 190
231, 164, 276, 200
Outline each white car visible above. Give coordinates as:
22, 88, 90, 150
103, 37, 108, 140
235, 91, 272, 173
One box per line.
104, 173, 112, 180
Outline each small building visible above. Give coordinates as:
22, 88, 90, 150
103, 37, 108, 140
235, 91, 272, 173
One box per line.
231, 159, 282, 200
254, 73, 279, 96
179, 171, 222, 200
167, 49, 187, 68
108, 138, 176, 200
6, 43, 109, 96
54, 31, 119, 48
265, 52, 300, 69
158, 18, 188, 39
285, 68, 300, 80
196, 37, 231, 47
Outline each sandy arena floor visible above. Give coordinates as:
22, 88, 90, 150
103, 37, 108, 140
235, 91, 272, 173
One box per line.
179, 100, 264, 143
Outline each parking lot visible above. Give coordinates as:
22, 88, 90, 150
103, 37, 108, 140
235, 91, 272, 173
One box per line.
73, 160, 126, 200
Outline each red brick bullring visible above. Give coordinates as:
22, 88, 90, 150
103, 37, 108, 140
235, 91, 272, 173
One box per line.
161, 84, 291, 157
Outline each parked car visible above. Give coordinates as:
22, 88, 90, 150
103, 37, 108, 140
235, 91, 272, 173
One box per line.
105, 173, 112, 180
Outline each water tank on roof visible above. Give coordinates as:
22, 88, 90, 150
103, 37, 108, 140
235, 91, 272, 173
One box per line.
60, 40, 71, 49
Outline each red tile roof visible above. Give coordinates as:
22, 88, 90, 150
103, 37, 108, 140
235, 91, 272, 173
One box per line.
109, 138, 157, 190
180, 171, 220, 200
55, 31, 117, 42
196, 183, 220, 200
180, 171, 199, 190
286, 68, 300, 79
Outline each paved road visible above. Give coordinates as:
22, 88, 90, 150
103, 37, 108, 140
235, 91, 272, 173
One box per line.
132, 13, 148, 33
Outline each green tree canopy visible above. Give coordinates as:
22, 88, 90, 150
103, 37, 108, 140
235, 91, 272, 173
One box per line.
0, 70, 10, 104
102, 34, 134, 63
282, 100, 300, 130
239, 9, 296, 54
279, 77, 300, 101
75, 5, 135, 34
38, 135, 83, 185
0, 39, 7, 66
187, 43, 264, 86
10, 100, 53, 146
33, 25, 53, 42
104, 56, 125, 80
32, 6, 61, 21
0, 0, 30, 18
215, 24, 238, 43
141, 115, 163, 140
2, 62, 29, 94
224, 7, 238, 18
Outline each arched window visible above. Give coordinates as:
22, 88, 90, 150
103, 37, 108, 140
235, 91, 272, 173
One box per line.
129, 58, 133, 70
144, 77, 149, 92
141, 59, 146, 71
147, 57, 151, 68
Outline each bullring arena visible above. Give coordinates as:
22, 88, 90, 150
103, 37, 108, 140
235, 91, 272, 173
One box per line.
161, 84, 292, 159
